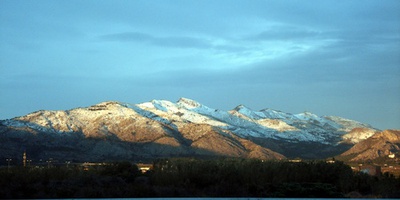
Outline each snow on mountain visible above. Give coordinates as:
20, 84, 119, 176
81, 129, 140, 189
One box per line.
2, 97, 378, 145
260, 108, 294, 120
232, 105, 267, 120
341, 128, 378, 144
229, 108, 298, 132
132, 99, 228, 127
177, 97, 202, 109
256, 119, 298, 132
136, 98, 377, 144
294, 112, 340, 129
3, 101, 164, 138
324, 116, 375, 132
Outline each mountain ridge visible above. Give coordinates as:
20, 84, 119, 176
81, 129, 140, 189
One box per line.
0, 97, 385, 162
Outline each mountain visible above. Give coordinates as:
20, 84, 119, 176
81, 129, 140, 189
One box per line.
0, 97, 379, 162
339, 130, 400, 162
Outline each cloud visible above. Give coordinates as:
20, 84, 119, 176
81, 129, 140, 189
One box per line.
246, 25, 323, 41
142, 33, 399, 90
100, 32, 212, 49
100, 32, 154, 41
99, 31, 290, 68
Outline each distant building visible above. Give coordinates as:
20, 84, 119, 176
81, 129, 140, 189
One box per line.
288, 159, 302, 163
326, 157, 336, 164
81, 162, 106, 171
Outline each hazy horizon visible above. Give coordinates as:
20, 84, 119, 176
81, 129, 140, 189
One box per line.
1, 0, 399, 129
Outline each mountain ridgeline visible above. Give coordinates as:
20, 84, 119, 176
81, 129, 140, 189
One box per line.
0, 97, 397, 162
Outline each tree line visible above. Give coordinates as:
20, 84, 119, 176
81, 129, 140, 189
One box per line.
0, 158, 399, 198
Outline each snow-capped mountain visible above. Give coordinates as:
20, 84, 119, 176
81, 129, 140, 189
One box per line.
0, 97, 379, 161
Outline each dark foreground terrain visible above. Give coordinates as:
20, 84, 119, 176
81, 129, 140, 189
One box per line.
1, 158, 399, 198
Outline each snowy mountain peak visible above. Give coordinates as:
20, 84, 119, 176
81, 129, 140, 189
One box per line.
233, 104, 255, 113
233, 104, 252, 114
87, 101, 124, 110
295, 111, 317, 118
149, 99, 173, 112
177, 97, 202, 109
233, 104, 247, 110
231, 105, 265, 120
324, 116, 375, 132
259, 108, 291, 120
94, 101, 121, 106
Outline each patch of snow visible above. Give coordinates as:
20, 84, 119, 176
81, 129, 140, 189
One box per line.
294, 112, 330, 124
135, 99, 228, 127
233, 105, 266, 120
151, 100, 169, 112
260, 108, 294, 121
3, 118, 61, 133
341, 128, 377, 144
324, 116, 376, 132
177, 97, 201, 109
256, 119, 298, 132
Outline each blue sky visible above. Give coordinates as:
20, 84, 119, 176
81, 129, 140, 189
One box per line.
0, 0, 399, 129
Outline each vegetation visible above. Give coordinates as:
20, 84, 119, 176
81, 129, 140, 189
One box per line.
0, 158, 399, 198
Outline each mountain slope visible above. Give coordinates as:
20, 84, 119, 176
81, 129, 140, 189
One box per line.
0, 100, 285, 162
339, 130, 400, 161
0, 97, 380, 161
